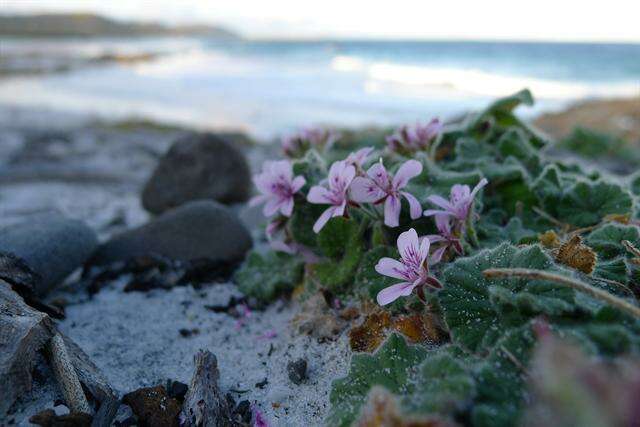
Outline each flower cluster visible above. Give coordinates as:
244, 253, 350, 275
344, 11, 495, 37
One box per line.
386, 118, 442, 154
282, 127, 339, 158
250, 125, 488, 306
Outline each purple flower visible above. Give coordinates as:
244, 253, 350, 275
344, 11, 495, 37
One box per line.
282, 127, 339, 158
265, 219, 320, 262
252, 405, 269, 427
374, 228, 442, 305
250, 160, 306, 218
425, 214, 463, 262
307, 160, 356, 233
345, 147, 374, 169
386, 118, 443, 153
350, 159, 423, 227
423, 178, 488, 223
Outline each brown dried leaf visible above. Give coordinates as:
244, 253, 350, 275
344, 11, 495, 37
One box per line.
292, 293, 347, 340
538, 230, 561, 248
349, 311, 392, 352
603, 213, 631, 225
555, 235, 596, 274
357, 387, 456, 427
393, 313, 447, 345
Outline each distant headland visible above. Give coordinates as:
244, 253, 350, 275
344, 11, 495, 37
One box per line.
0, 13, 239, 38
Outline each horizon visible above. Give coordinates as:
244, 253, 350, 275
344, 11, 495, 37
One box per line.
2, 0, 640, 43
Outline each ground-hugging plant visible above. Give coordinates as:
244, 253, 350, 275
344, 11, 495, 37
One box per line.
234, 89, 640, 426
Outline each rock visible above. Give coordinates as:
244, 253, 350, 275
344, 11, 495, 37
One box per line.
287, 359, 308, 385
122, 385, 181, 427
0, 214, 98, 296
166, 380, 189, 401
181, 350, 235, 427
88, 201, 252, 267
0, 280, 55, 415
142, 133, 251, 214
29, 408, 93, 427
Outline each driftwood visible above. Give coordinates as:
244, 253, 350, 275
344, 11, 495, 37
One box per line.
181, 350, 235, 427
0, 280, 55, 415
47, 333, 92, 414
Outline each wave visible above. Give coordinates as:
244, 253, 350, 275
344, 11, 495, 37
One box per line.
331, 55, 640, 100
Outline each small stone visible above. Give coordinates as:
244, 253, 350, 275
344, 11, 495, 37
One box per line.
255, 378, 269, 389
287, 359, 308, 385
29, 409, 93, 427
178, 328, 199, 338
122, 385, 181, 427
166, 380, 189, 401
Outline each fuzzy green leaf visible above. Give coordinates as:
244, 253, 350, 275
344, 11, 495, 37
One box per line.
555, 181, 634, 227
235, 250, 303, 302
327, 333, 428, 427
586, 223, 640, 260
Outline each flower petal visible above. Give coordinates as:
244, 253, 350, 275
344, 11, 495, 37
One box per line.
280, 196, 294, 217
291, 175, 306, 193
249, 194, 268, 207
313, 206, 335, 233
384, 195, 401, 227
430, 245, 447, 265
367, 162, 390, 189
350, 177, 385, 203
307, 185, 332, 204
376, 283, 416, 306
424, 234, 445, 243
392, 159, 422, 189
263, 198, 282, 217
423, 208, 453, 218
401, 191, 422, 219
375, 257, 409, 280
396, 228, 419, 261
427, 194, 454, 211
418, 235, 431, 265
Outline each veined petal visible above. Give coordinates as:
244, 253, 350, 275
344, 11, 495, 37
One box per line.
396, 228, 419, 261
307, 186, 332, 204
392, 159, 422, 189
269, 160, 293, 182
367, 162, 390, 189
313, 206, 335, 233
375, 257, 409, 280
384, 194, 401, 227
423, 208, 453, 218
434, 214, 452, 235
333, 199, 347, 217
424, 234, 445, 243
350, 177, 385, 203
418, 235, 431, 265
401, 191, 422, 219
376, 283, 416, 306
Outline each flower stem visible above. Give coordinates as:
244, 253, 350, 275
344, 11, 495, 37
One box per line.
483, 268, 640, 319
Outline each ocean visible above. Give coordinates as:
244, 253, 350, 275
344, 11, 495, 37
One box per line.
0, 37, 638, 138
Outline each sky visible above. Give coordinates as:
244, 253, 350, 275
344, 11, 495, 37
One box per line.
3, 0, 640, 42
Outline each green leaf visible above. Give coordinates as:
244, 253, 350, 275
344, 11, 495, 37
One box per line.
477, 217, 538, 248
630, 171, 640, 197
555, 180, 634, 227
438, 243, 553, 352
471, 323, 536, 427
317, 217, 360, 259
235, 250, 304, 302
402, 346, 477, 416
497, 128, 541, 175
327, 333, 428, 427
586, 223, 640, 260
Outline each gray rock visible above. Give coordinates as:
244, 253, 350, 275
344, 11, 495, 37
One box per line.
89, 200, 252, 266
287, 359, 308, 385
142, 133, 251, 214
0, 214, 98, 296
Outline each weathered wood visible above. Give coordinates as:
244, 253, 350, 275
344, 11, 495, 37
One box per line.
181, 350, 235, 427
0, 279, 55, 415
48, 333, 92, 414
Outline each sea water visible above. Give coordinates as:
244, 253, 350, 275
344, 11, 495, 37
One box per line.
0, 37, 638, 138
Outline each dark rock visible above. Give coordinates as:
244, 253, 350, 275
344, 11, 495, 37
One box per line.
142, 133, 251, 214
29, 409, 92, 427
122, 385, 181, 427
255, 378, 268, 389
87, 201, 252, 268
179, 328, 200, 338
0, 214, 98, 296
287, 359, 308, 385
166, 380, 189, 402
0, 280, 56, 415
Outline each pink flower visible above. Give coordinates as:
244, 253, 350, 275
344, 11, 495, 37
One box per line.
425, 214, 463, 262
307, 160, 356, 233
374, 228, 442, 305
265, 219, 320, 262
250, 160, 306, 218
345, 147, 374, 169
252, 405, 269, 427
350, 159, 423, 227
423, 178, 488, 223
386, 118, 442, 153
282, 127, 339, 157
257, 329, 278, 340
